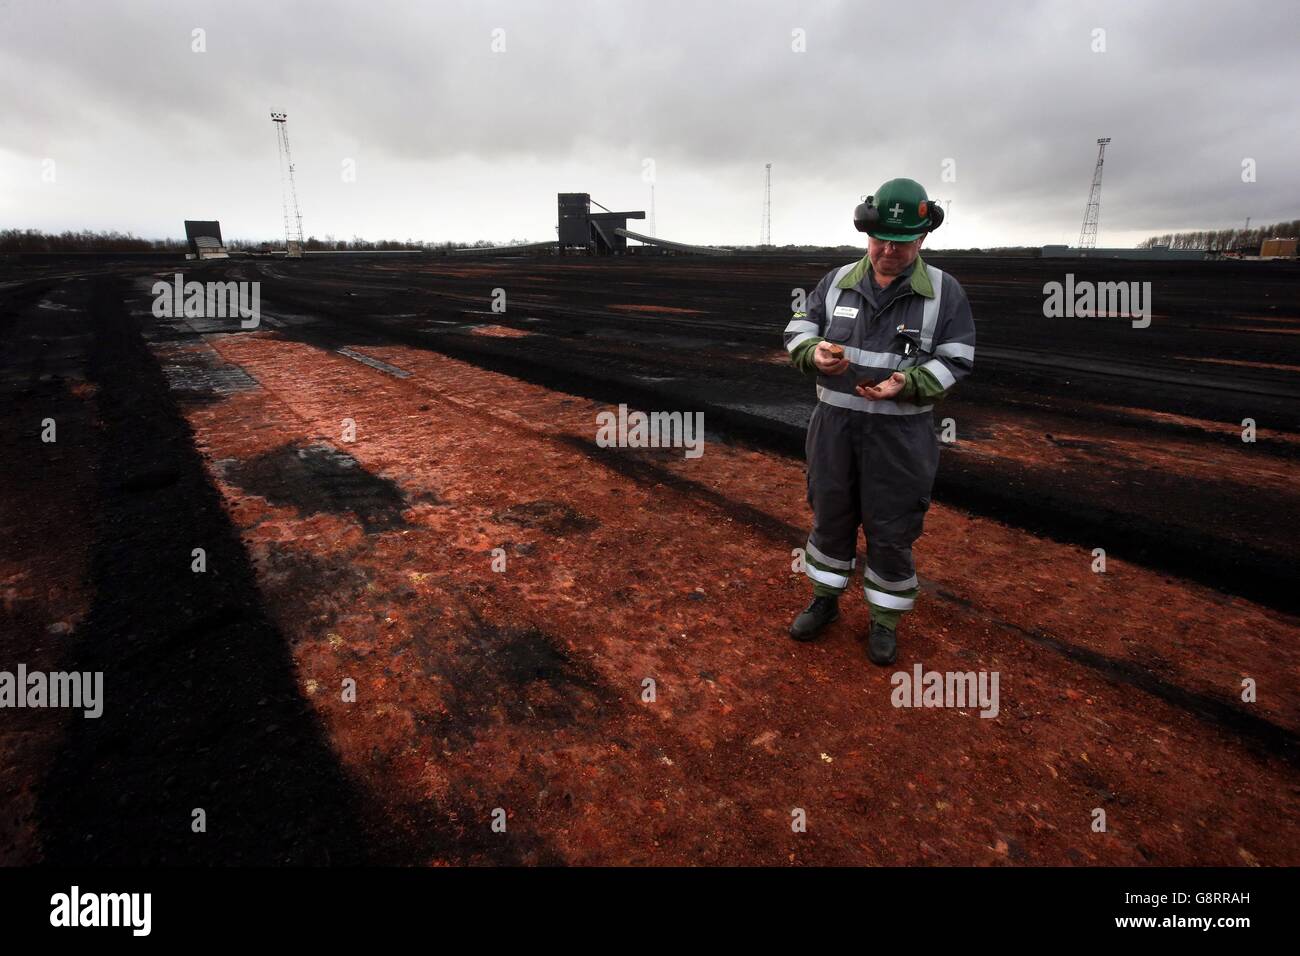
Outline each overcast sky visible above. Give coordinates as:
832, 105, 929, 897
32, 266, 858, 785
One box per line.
2, 0, 1296, 248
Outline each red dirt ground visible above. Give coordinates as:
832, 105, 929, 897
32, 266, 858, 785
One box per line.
3, 259, 1297, 866
148, 325, 1300, 865
469, 324, 534, 339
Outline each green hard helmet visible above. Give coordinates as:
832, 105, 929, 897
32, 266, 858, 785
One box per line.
853, 178, 944, 241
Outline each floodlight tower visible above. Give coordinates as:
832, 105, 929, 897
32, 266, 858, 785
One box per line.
271, 111, 305, 257
761, 163, 772, 247
1077, 137, 1111, 249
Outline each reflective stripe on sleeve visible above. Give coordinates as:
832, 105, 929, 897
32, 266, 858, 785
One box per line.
786, 331, 817, 353
934, 341, 974, 362
920, 358, 956, 389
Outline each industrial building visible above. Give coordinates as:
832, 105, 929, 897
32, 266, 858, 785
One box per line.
184, 220, 229, 260
448, 194, 733, 256
557, 194, 646, 254
1260, 238, 1298, 259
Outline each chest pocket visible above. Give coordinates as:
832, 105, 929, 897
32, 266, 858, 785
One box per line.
820, 263, 860, 343
824, 303, 860, 342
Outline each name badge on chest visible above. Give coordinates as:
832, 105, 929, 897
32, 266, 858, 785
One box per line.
832, 306, 859, 319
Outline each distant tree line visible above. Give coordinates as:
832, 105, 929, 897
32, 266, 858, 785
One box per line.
299, 235, 535, 252
0, 229, 186, 252
0, 229, 539, 254
1137, 219, 1299, 252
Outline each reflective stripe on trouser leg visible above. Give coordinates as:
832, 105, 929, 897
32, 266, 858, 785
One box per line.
864, 584, 917, 611
864, 583, 919, 631
858, 412, 938, 631
805, 403, 860, 598
865, 565, 918, 621
806, 531, 856, 596
864, 553, 922, 629
805, 552, 852, 595
863, 517, 925, 626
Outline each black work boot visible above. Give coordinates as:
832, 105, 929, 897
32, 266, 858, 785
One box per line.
866, 620, 898, 666
789, 596, 839, 641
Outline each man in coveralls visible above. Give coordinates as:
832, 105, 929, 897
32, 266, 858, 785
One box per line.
782, 178, 976, 665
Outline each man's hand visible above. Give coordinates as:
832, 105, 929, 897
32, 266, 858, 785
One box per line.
855, 371, 906, 400
812, 341, 850, 375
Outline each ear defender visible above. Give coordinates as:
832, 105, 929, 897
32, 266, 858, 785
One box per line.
921, 199, 944, 231
853, 195, 879, 233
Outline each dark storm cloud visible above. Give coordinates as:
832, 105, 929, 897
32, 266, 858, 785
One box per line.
2, 0, 1296, 244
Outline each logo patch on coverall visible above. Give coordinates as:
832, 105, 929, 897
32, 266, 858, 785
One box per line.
833, 306, 859, 319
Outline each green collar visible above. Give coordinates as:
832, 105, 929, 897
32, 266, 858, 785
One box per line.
836, 252, 933, 298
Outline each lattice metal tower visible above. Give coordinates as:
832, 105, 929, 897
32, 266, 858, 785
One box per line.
761, 163, 772, 247
271, 111, 304, 257
1077, 137, 1111, 249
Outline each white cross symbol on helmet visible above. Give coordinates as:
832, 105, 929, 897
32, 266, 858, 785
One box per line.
889, 202, 904, 218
